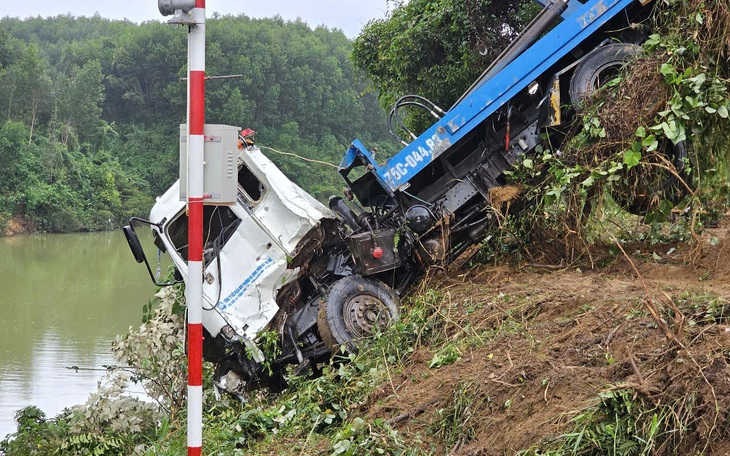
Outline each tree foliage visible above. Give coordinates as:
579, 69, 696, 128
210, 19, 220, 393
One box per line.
352, 0, 538, 110
0, 14, 390, 233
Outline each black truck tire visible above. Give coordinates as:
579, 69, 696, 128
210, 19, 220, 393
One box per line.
614, 140, 691, 216
570, 42, 691, 216
317, 275, 400, 353
569, 43, 642, 106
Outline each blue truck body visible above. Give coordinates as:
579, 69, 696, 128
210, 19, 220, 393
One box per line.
329, 0, 657, 272
341, 0, 638, 192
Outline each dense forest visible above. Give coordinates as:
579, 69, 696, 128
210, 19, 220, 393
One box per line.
0, 14, 391, 234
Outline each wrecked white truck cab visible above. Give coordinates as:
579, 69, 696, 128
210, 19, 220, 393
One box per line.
124, 129, 403, 392
151, 146, 331, 340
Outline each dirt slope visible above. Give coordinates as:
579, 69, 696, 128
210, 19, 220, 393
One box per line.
364, 223, 730, 454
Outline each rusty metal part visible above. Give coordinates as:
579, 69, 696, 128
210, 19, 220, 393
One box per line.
342, 293, 393, 338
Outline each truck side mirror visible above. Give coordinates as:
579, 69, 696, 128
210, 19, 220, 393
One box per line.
123, 225, 146, 264
122, 219, 182, 287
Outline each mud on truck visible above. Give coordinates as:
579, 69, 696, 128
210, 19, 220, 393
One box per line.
124, 0, 686, 395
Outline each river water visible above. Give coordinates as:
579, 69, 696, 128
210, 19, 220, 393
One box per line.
0, 231, 159, 440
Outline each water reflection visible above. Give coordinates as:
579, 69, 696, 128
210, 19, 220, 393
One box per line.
0, 231, 159, 439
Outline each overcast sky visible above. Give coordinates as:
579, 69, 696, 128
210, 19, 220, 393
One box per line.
0, 0, 392, 38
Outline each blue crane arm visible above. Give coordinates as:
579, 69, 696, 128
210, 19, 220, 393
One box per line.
342, 0, 640, 193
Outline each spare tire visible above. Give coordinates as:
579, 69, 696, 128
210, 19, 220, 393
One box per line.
569, 43, 643, 106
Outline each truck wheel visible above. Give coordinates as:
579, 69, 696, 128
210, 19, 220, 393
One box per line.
613, 140, 691, 216
569, 43, 642, 106
317, 275, 400, 353
570, 43, 691, 216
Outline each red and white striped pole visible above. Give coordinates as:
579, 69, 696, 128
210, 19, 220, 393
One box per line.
186, 1, 206, 455
157, 1, 206, 453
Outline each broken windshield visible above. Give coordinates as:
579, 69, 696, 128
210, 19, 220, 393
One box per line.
166, 205, 241, 263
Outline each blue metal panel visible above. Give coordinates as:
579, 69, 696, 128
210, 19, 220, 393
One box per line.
340, 139, 395, 195
347, 0, 636, 192
339, 140, 365, 170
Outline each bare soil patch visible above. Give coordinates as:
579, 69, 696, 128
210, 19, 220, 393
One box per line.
365, 223, 730, 454
3, 216, 34, 236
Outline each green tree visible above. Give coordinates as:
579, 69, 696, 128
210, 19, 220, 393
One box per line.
352, 0, 538, 110
54, 59, 105, 143
0, 120, 33, 195
1, 43, 53, 143
105, 23, 186, 125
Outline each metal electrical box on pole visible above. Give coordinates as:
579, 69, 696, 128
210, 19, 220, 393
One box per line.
179, 124, 240, 205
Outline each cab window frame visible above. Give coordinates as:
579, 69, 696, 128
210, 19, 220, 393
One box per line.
238, 163, 266, 204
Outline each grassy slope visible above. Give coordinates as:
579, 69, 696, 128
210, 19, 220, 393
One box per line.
139, 220, 730, 455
